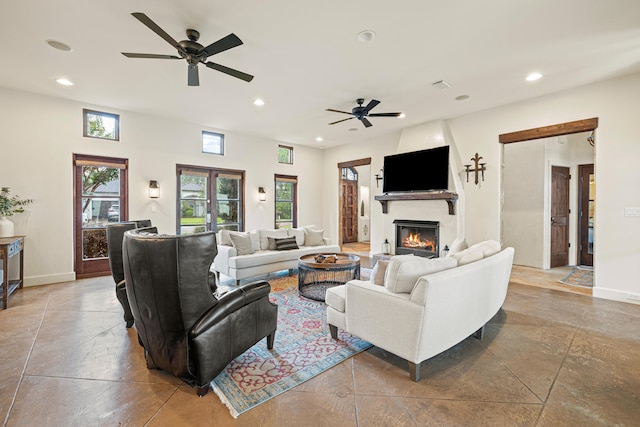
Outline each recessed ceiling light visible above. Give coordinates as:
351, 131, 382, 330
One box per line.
526, 72, 543, 82
56, 78, 74, 86
455, 95, 470, 101
253, 98, 264, 106
356, 30, 376, 43
349, 128, 358, 132
46, 39, 72, 52
315, 137, 323, 142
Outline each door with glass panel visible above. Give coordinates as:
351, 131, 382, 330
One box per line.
177, 165, 244, 234
73, 154, 128, 278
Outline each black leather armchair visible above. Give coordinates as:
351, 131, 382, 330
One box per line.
106, 221, 156, 327
122, 229, 278, 396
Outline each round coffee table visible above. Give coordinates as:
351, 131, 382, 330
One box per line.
298, 253, 360, 301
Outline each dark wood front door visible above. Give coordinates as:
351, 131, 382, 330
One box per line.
578, 164, 594, 266
550, 166, 570, 268
341, 181, 358, 243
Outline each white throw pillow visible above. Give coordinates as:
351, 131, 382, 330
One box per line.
249, 230, 261, 252
218, 229, 247, 247
258, 229, 288, 250
448, 238, 468, 256
384, 256, 457, 293
229, 233, 255, 255
287, 228, 305, 246
451, 248, 483, 266
468, 240, 501, 257
304, 228, 324, 246
371, 260, 389, 286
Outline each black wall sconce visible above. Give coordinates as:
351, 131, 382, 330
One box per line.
464, 153, 486, 185
375, 169, 383, 188
258, 187, 267, 201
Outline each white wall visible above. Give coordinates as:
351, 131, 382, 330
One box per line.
325, 72, 640, 304
0, 87, 326, 286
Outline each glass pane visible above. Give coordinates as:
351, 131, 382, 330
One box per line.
217, 224, 239, 232
82, 228, 108, 259
82, 167, 120, 197
180, 175, 206, 199
180, 200, 207, 224
202, 131, 224, 155
217, 177, 239, 199
276, 182, 293, 201
276, 201, 292, 221
278, 146, 292, 164
276, 222, 293, 229
217, 200, 239, 224
85, 111, 118, 139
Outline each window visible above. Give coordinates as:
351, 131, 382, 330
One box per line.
202, 131, 224, 155
278, 145, 293, 164
275, 175, 297, 229
83, 109, 120, 141
177, 165, 244, 234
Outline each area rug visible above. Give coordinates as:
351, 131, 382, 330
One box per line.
211, 277, 372, 418
559, 267, 594, 288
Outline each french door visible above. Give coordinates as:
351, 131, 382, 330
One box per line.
73, 154, 128, 278
578, 164, 595, 266
176, 165, 244, 234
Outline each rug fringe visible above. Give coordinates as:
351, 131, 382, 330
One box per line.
211, 383, 240, 419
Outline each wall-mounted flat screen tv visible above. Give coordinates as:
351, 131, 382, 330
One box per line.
382, 145, 449, 193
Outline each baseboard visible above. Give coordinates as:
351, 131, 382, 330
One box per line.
593, 287, 640, 305
24, 272, 76, 287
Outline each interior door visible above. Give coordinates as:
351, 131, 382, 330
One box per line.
579, 164, 595, 266
341, 180, 358, 243
550, 166, 570, 268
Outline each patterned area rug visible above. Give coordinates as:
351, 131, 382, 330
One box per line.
559, 267, 594, 288
211, 275, 371, 418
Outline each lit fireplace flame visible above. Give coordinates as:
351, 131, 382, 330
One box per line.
403, 233, 435, 251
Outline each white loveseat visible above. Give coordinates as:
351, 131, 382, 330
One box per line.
326, 240, 514, 381
212, 227, 340, 285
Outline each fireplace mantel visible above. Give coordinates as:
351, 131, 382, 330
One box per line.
374, 192, 458, 215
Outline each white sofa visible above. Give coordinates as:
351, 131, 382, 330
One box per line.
326, 240, 514, 381
212, 227, 340, 285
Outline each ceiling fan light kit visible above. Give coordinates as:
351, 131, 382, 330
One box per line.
326, 98, 402, 128
121, 12, 254, 86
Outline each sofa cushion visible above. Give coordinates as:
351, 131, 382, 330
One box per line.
384, 256, 457, 294
325, 285, 346, 312
287, 228, 306, 246
275, 236, 299, 250
451, 248, 483, 266
304, 228, 324, 246
228, 244, 340, 269
469, 240, 502, 257
448, 238, 468, 256
371, 260, 389, 286
249, 230, 261, 252
258, 229, 288, 250
229, 233, 255, 255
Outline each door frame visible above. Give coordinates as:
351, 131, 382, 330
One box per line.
550, 165, 570, 268
73, 154, 128, 279
337, 158, 371, 248
499, 118, 598, 270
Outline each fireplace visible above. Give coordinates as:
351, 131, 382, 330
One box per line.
393, 220, 439, 258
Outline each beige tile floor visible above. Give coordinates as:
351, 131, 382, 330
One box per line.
1, 267, 639, 426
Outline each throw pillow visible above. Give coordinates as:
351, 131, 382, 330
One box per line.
469, 240, 501, 257
371, 260, 389, 286
249, 230, 261, 252
218, 229, 247, 247
384, 256, 457, 293
274, 236, 299, 251
258, 229, 288, 250
448, 238, 468, 256
451, 248, 483, 266
267, 236, 278, 250
304, 228, 324, 246
229, 233, 255, 255
287, 228, 306, 246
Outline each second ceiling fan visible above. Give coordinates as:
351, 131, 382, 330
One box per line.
326, 98, 402, 128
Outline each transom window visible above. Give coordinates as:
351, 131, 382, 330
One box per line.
275, 175, 297, 229
202, 131, 224, 155
278, 145, 294, 164
83, 109, 120, 141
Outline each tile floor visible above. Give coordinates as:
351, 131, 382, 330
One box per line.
1, 266, 639, 426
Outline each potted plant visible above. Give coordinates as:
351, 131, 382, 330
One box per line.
0, 187, 33, 237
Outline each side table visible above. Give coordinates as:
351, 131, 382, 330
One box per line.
0, 236, 25, 310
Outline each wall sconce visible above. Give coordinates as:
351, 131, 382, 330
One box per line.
375, 169, 383, 188
149, 180, 160, 198
258, 187, 267, 201
464, 153, 486, 185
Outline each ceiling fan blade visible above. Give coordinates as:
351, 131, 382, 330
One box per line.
201, 33, 243, 57
361, 117, 373, 128
363, 99, 380, 114
188, 64, 199, 86
131, 12, 182, 50
369, 112, 402, 117
204, 62, 254, 82
121, 52, 181, 59
329, 117, 354, 125
325, 108, 352, 115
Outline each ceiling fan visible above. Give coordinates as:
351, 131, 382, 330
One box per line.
121, 12, 254, 86
326, 98, 402, 128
